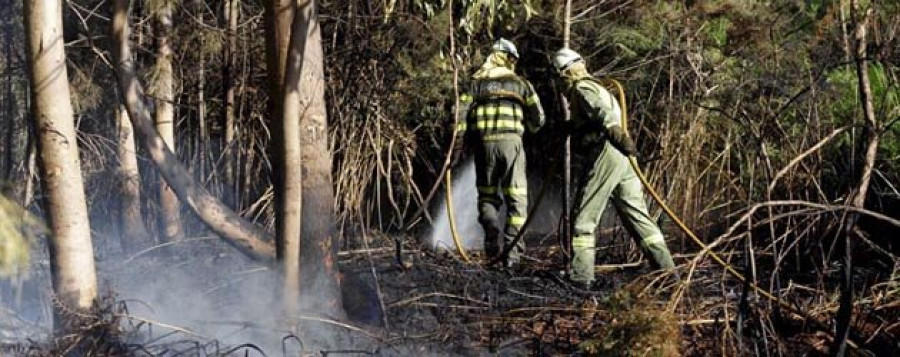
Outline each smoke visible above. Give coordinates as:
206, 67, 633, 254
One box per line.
107, 248, 282, 349
1, 163, 564, 355
428, 159, 564, 253
428, 160, 484, 252
1, 238, 380, 355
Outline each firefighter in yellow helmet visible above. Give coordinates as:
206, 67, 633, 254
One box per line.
552, 48, 675, 288
451, 38, 545, 268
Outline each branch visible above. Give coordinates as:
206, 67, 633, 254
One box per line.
767, 125, 850, 195
111, 0, 275, 261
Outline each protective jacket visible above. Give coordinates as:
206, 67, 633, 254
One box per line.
565, 78, 636, 158
456, 67, 544, 142
453, 60, 544, 264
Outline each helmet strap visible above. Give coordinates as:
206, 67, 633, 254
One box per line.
560, 62, 589, 80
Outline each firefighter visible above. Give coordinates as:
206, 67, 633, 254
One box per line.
551, 48, 675, 288
451, 38, 545, 268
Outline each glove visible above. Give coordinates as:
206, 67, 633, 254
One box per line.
607, 125, 638, 157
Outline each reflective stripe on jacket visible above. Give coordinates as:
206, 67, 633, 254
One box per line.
455, 70, 544, 142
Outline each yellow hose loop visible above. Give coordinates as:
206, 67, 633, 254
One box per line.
445, 171, 472, 262
603, 78, 851, 338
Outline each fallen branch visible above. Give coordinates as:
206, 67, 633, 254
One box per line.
111, 0, 275, 261
293, 315, 384, 342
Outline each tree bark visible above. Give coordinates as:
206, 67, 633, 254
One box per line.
195, 2, 207, 179
293, 0, 342, 317
153, 1, 182, 241
23, 0, 98, 320
3, 9, 11, 181
112, 0, 275, 261
265, 0, 301, 312
223, 0, 239, 201
3, 28, 18, 194
3, 1, 27, 203
23, 128, 37, 209
561, 0, 573, 256
116, 103, 149, 251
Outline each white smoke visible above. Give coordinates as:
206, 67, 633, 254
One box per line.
1, 239, 379, 355
427, 159, 565, 254
428, 160, 485, 252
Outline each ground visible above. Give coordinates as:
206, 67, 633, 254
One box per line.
3, 230, 894, 356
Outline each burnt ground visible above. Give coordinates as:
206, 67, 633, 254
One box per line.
2, 230, 898, 356
343, 232, 695, 356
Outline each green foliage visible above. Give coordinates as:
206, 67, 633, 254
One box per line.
704, 16, 731, 47
609, 27, 664, 59
825, 63, 900, 126
458, 0, 537, 35
0, 194, 43, 277
144, 56, 175, 99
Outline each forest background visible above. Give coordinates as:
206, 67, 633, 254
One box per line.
1, 0, 899, 355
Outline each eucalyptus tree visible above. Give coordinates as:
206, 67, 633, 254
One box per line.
267, 0, 342, 316
223, 0, 240, 198
293, 0, 342, 316
265, 0, 302, 312
116, 103, 150, 250
150, 0, 183, 241
23, 0, 98, 324
2, 0, 29, 205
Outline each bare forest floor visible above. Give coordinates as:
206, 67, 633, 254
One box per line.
2, 230, 899, 356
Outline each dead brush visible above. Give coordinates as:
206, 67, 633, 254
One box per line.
328, 62, 424, 233
578, 286, 681, 357
36, 293, 131, 356
14, 292, 268, 356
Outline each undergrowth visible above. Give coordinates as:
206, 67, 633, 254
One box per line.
579, 287, 681, 357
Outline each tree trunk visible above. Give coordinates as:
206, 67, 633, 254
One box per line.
560, 0, 573, 256
23, 0, 98, 321
197, 62, 207, 178
116, 103, 149, 251
3, 29, 18, 194
23, 124, 37, 209
265, 0, 302, 312
293, 0, 342, 317
195, 2, 207, 180
3, 10, 10, 180
3, 2, 27, 203
153, 1, 182, 241
112, 0, 275, 261
223, 0, 239, 202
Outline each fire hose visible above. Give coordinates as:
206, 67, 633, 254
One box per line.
445, 170, 472, 262
444, 77, 860, 347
